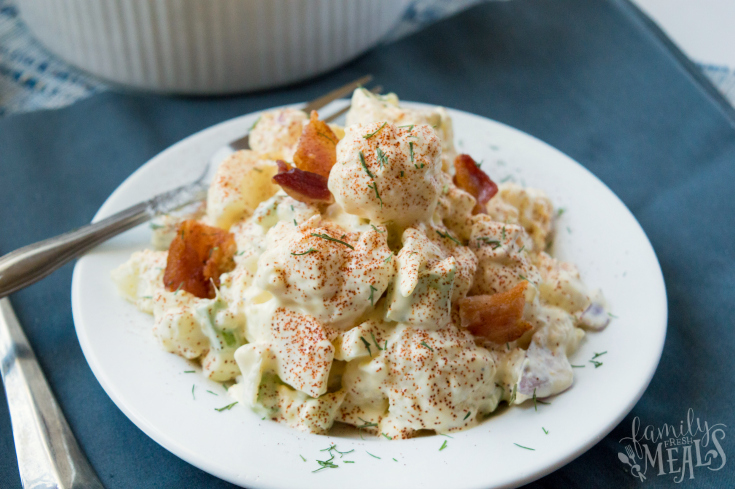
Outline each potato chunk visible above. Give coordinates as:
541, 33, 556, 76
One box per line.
459, 281, 531, 343
163, 220, 236, 299
206, 150, 279, 230
292, 111, 339, 178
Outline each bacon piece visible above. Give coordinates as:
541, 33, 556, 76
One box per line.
163, 220, 236, 299
292, 110, 339, 178
459, 281, 531, 343
453, 153, 499, 214
272, 160, 334, 204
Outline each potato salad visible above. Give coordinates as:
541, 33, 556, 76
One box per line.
112, 89, 609, 439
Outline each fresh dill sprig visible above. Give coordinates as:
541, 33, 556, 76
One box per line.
436, 230, 462, 246
184, 370, 195, 373
439, 440, 448, 451
590, 360, 603, 368
174, 282, 184, 295
368, 285, 378, 306
300, 454, 306, 462
376, 147, 389, 168
384, 253, 393, 263
291, 248, 317, 256
370, 224, 385, 233
381, 433, 392, 440
420, 341, 434, 352
464, 411, 471, 420
501, 225, 507, 241
363, 122, 387, 139
316, 131, 336, 145
542, 427, 549, 435
398, 124, 414, 131
310, 233, 354, 250
371, 332, 384, 351
592, 351, 607, 359
367, 182, 383, 208
214, 402, 238, 412
477, 237, 501, 248
191, 384, 195, 400
360, 336, 372, 357
409, 142, 414, 163
366, 451, 381, 459
359, 151, 374, 179
312, 454, 338, 473
571, 364, 585, 368
514, 443, 535, 451
357, 418, 378, 428
250, 115, 261, 131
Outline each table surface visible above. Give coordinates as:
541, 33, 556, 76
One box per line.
1, 0, 735, 116
1, 0, 734, 488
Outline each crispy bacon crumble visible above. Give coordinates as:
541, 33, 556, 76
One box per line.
272, 160, 334, 204
453, 153, 499, 214
459, 281, 531, 343
163, 220, 236, 299
292, 110, 339, 178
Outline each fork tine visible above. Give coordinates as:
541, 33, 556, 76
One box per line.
301, 74, 373, 113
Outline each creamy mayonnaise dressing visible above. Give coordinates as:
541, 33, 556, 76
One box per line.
112, 89, 608, 438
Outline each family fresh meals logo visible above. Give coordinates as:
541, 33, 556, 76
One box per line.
617, 409, 727, 482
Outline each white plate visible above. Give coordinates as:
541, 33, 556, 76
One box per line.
71, 102, 668, 489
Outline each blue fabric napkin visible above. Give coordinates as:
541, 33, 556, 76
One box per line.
1, 0, 733, 487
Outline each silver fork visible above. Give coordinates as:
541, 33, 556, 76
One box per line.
1, 298, 104, 488
0, 74, 373, 299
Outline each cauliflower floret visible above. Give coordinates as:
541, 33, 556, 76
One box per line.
206, 150, 279, 230
329, 122, 442, 228
248, 108, 308, 160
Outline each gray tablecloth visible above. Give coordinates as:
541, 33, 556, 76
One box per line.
1, 0, 733, 487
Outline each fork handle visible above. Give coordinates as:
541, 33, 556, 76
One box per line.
0, 202, 150, 299
0, 298, 105, 488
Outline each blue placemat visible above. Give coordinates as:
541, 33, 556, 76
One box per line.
1, 0, 734, 487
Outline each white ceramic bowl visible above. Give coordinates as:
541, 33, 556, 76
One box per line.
18, 0, 410, 94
